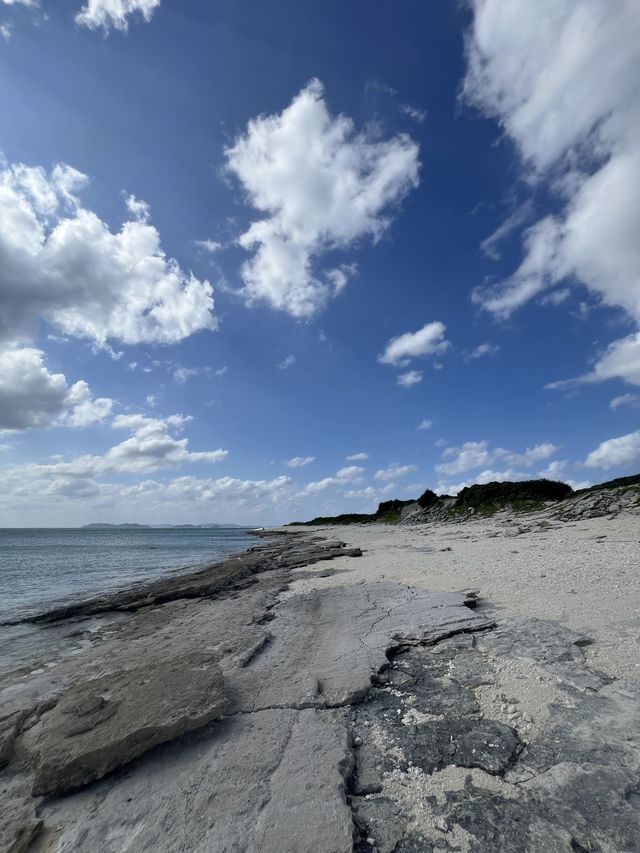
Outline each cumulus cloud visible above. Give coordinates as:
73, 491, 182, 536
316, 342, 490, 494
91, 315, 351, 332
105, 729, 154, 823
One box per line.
224, 79, 420, 317
436, 440, 558, 476
16, 414, 227, 477
75, 0, 161, 32
302, 465, 363, 494
375, 463, 417, 482
379, 321, 449, 367
397, 370, 422, 388
285, 456, 315, 468
417, 419, 433, 430
465, 0, 640, 382
584, 430, 640, 469
0, 347, 112, 430
0, 161, 215, 348
537, 459, 568, 479
346, 452, 369, 461
0, 469, 292, 523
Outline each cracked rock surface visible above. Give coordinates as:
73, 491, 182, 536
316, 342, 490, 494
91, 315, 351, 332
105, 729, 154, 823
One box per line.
1, 526, 639, 852
349, 619, 640, 852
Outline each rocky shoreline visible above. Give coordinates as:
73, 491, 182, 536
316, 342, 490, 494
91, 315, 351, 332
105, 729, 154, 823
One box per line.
1, 520, 639, 851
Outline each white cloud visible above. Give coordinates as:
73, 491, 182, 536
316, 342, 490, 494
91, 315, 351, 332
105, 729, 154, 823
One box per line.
0, 161, 215, 348
343, 483, 396, 500
397, 370, 422, 388
15, 414, 227, 478
585, 334, 640, 387
224, 79, 420, 317
468, 342, 500, 360
546, 333, 640, 390
537, 459, 567, 479
417, 419, 433, 430
64, 380, 113, 427
278, 355, 296, 370
375, 463, 417, 482
436, 440, 558, 476
75, 0, 161, 32
465, 0, 640, 382
585, 430, 640, 469
336, 465, 364, 480
399, 104, 427, 124
346, 452, 368, 461
480, 201, 533, 261
194, 239, 223, 253
302, 465, 363, 495
285, 456, 315, 468
0, 347, 112, 430
379, 321, 449, 367
610, 393, 640, 411
173, 365, 227, 384
0, 468, 292, 524
0, 21, 13, 40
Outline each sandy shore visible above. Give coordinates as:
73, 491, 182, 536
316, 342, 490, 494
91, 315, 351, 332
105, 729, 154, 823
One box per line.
283, 511, 640, 680
1, 509, 639, 852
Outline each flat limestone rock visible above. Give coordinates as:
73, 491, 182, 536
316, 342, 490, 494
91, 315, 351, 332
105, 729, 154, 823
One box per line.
0, 775, 42, 853
31, 651, 226, 796
36, 708, 354, 853
227, 582, 494, 713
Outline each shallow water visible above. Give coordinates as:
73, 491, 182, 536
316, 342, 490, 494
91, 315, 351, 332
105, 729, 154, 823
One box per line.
0, 527, 255, 622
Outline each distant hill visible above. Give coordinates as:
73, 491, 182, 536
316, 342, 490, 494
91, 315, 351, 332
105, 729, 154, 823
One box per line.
81, 522, 249, 529
82, 523, 151, 529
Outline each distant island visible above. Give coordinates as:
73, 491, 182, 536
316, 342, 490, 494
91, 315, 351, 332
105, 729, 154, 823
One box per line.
81, 523, 250, 529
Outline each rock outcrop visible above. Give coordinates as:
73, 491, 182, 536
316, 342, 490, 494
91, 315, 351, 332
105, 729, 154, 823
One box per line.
31, 652, 226, 796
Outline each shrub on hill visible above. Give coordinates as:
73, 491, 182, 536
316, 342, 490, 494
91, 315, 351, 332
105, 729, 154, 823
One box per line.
417, 489, 439, 509
455, 479, 573, 512
376, 499, 415, 516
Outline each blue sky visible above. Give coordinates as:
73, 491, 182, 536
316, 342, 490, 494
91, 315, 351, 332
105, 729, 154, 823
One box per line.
0, 0, 638, 526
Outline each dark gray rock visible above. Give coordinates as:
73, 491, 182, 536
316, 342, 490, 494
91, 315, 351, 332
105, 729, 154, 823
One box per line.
410, 718, 520, 774
352, 796, 405, 852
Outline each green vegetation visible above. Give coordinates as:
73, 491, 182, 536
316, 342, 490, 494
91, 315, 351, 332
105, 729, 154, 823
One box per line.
454, 479, 573, 514
576, 473, 640, 494
417, 489, 439, 509
288, 498, 414, 526
288, 473, 639, 526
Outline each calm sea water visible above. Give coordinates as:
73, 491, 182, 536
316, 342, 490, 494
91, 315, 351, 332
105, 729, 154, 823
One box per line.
0, 527, 256, 622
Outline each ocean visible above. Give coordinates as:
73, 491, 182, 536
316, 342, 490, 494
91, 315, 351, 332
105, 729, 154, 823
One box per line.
0, 527, 256, 623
